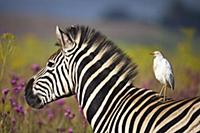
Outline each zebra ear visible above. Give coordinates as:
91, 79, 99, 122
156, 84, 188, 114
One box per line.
56, 26, 74, 51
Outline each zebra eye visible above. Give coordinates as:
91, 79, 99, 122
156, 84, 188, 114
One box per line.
47, 61, 55, 67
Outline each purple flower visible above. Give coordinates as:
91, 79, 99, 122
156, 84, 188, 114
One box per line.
1, 88, 9, 104
64, 112, 69, 118
15, 104, 24, 115
10, 98, 17, 107
13, 86, 20, 94
18, 79, 25, 88
55, 99, 65, 106
11, 79, 17, 86
2, 88, 9, 96
65, 107, 71, 113
31, 64, 41, 73
64, 107, 71, 117
11, 78, 25, 95
10, 74, 19, 86
68, 128, 73, 133
47, 109, 54, 120
69, 113, 75, 119
64, 107, 75, 120
13, 84, 24, 94
10, 74, 25, 96
12, 74, 19, 81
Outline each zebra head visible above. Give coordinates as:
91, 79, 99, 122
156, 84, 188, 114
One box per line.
25, 26, 80, 109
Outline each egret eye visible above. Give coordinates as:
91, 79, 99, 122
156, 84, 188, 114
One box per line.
47, 61, 55, 67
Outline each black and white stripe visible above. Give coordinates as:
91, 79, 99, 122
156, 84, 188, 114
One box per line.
25, 25, 200, 132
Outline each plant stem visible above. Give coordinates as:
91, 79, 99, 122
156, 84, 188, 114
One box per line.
0, 55, 7, 83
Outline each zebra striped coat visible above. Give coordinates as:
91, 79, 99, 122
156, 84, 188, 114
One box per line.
25, 25, 200, 133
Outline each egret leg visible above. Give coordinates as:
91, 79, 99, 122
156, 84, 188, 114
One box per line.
163, 85, 167, 102
159, 85, 164, 96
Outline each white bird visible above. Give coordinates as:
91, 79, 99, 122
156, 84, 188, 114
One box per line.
151, 51, 175, 101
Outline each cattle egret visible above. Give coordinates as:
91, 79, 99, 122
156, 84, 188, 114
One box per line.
151, 51, 175, 101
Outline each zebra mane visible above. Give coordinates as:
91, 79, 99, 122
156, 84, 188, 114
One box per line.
64, 25, 138, 82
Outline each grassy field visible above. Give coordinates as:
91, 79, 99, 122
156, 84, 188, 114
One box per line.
0, 28, 200, 133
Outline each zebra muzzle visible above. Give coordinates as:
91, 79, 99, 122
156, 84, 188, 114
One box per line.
25, 78, 44, 109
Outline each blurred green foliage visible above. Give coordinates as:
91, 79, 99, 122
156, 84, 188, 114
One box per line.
0, 33, 15, 82
10, 35, 56, 72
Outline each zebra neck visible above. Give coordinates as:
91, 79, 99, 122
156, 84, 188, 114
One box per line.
76, 71, 135, 128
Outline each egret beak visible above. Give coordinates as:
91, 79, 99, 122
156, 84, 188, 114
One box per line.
149, 52, 154, 55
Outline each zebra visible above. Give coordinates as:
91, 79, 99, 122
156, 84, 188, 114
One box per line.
25, 25, 200, 133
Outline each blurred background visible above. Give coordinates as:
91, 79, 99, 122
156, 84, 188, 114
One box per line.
0, 0, 200, 132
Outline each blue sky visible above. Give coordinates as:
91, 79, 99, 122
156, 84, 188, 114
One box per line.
1, 0, 200, 27
0, 0, 174, 22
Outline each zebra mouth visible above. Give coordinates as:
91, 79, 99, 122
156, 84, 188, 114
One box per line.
25, 78, 44, 109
